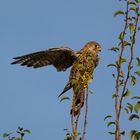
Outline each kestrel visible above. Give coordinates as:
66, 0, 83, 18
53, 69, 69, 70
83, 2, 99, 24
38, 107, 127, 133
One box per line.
11, 41, 101, 116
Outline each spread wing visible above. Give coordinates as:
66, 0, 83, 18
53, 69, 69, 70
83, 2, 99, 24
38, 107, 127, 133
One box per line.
11, 47, 77, 71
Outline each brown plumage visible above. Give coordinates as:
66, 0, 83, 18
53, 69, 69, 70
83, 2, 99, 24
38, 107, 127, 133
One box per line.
11, 41, 101, 116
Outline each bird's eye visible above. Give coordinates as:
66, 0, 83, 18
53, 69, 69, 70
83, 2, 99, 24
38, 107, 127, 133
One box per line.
95, 45, 98, 48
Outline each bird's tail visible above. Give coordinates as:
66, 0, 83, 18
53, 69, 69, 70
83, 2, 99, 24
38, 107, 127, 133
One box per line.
58, 82, 72, 97
71, 88, 85, 116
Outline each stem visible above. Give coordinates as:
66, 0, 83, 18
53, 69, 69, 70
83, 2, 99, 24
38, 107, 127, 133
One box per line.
115, 1, 129, 140
118, 1, 139, 129
82, 86, 88, 140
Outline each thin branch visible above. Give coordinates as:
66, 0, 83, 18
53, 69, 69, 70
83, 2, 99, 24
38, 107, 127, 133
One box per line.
115, 1, 129, 140
118, 3, 139, 121
82, 85, 88, 140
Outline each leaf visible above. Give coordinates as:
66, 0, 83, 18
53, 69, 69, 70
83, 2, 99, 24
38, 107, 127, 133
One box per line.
14, 138, 22, 140
123, 41, 131, 46
124, 108, 129, 114
127, 103, 133, 113
130, 7, 137, 13
134, 102, 140, 113
60, 96, 70, 102
118, 32, 124, 40
3, 133, 9, 138
131, 96, 140, 100
138, 26, 140, 30
131, 76, 137, 86
112, 94, 117, 99
129, 114, 139, 121
135, 70, 140, 76
128, 2, 136, 5
123, 89, 130, 97
114, 10, 124, 17
135, 132, 140, 139
112, 73, 115, 78
128, 65, 133, 70
104, 115, 112, 121
134, 0, 139, 3
107, 121, 116, 127
18, 127, 23, 131
136, 57, 140, 66
121, 131, 125, 136
108, 132, 115, 135
120, 58, 126, 64
130, 36, 135, 44
129, 130, 137, 140
24, 129, 31, 134
129, 23, 135, 33
107, 64, 117, 68
109, 47, 119, 52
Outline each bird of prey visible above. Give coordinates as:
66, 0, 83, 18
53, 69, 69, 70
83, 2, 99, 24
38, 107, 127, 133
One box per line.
11, 41, 101, 116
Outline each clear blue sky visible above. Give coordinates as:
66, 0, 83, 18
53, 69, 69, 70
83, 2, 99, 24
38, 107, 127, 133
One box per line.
0, 0, 140, 140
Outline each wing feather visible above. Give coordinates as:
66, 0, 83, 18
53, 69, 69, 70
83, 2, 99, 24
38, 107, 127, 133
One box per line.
11, 47, 77, 71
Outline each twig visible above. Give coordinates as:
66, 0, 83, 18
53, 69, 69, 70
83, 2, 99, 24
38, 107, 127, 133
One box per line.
71, 94, 77, 140
115, 1, 129, 140
82, 85, 88, 140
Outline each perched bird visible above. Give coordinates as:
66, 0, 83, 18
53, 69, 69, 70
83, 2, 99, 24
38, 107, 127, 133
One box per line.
11, 41, 101, 116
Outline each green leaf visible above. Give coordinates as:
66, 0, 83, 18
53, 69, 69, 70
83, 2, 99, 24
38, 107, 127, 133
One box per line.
108, 132, 115, 135
60, 96, 70, 102
24, 129, 31, 134
123, 41, 131, 47
109, 47, 119, 52
134, 102, 140, 113
130, 36, 135, 44
131, 96, 140, 100
131, 76, 137, 86
128, 2, 136, 5
121, 131, 125, 136
118, 32, 124, 40
130, 130, 137, 140
107, 64, 117, 68
112, 94, 117, 99
114, 10, 124, 17
14, 138, 22, 140
124, 108, 129, 114
123, 89, 130, 97
127, 103, 133, 113
129, 23, 135, 33
129, 114, 139, 121
130, 7, 137, 13
136, 57, 140, 66
112, 73, 115, 78
135, 70, 140, 76
18, 127, 23, 131
3, 133, 9, 138
134, 0, 139, 3
135, 132, 140, 139
107, 121, 116, 128
138, 26, 140, 30
120, 58, 126, 64
104, 115, 112, 121
128, 65, 133, 70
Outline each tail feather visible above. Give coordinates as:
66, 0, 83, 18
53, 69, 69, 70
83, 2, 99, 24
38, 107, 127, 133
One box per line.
58, 82, 72, 97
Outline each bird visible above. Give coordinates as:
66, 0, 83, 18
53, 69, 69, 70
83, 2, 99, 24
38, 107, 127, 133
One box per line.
11, 41, 101, 116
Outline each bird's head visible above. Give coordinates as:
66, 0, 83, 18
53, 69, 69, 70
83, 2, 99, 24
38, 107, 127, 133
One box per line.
85, 41, 101, 53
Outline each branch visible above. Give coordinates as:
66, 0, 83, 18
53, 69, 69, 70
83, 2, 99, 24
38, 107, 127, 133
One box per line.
82, 86, 89, 140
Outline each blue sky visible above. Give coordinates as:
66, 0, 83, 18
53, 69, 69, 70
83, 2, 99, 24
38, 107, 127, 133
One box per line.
0, 0, 140, 140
